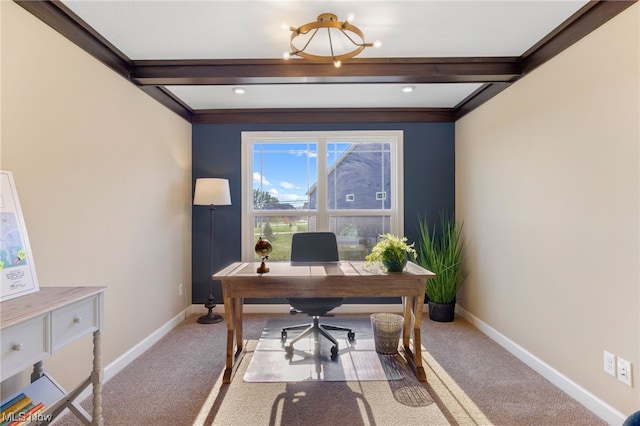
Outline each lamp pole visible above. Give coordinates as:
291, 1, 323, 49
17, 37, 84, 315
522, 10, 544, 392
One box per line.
193, 177, 231, 325
197, 204, 223, 324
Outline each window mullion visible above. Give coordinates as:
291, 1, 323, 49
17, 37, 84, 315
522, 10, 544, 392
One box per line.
316, 139, 329, 231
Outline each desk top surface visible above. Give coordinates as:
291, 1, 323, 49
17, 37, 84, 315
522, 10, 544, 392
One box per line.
1, 286, 106, 329
213, 261, 435, 280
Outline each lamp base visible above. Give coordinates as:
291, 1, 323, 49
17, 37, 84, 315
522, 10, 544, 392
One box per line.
197, 295, 224, 324
197, 310, 223, 324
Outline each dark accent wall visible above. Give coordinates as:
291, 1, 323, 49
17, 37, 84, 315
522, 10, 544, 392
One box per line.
192, 122, 455, 304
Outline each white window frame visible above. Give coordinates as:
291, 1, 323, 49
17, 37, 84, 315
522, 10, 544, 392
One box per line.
241, 130, 404, 261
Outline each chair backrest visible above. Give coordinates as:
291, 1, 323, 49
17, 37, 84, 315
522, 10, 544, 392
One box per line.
290, 232, 339, 264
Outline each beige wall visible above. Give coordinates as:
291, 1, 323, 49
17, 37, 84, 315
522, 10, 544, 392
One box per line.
456, 3, 639, 417
1, 1, 192, 392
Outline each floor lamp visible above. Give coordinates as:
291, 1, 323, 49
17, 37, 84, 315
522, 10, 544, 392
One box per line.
194, 178, 231, 324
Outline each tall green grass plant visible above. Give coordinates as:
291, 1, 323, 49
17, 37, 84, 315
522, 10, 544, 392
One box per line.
416, 213, 466, 304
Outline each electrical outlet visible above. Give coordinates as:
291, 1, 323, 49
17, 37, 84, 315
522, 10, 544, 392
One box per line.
617, 358, 632, 386
179, 283, 184, 296
604, 351, 616, 376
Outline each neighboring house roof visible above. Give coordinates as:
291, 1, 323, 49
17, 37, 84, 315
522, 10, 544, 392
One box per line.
308, 143, 391, 210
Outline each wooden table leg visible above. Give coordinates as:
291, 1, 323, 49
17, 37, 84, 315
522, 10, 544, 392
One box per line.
401, 292, 427, 382
222, 281, 235, 384
402, 296, 412, 347
234, 297, 243, 353
222, 296, 245, 384
411, 292, 427, 382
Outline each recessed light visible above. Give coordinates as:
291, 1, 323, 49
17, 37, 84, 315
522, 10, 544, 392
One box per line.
401, 86, 415, 93
232, 87, 246, 95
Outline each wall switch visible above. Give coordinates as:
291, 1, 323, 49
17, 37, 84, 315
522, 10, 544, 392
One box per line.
617, 358, 632, 386
604, 351, 616, 376
179, 283, 184, 296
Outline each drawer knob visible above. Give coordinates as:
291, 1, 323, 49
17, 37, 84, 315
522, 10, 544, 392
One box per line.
12, 343, 23, 351
73, 316, 82, 324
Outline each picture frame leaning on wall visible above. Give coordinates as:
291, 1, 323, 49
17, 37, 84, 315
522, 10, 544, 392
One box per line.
0, 170, 39, 301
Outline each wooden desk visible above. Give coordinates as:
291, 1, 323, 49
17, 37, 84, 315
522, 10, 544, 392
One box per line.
213, 261, 435, 384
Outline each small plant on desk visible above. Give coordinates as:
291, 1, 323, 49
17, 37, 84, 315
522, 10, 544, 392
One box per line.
365, 234, 416, 272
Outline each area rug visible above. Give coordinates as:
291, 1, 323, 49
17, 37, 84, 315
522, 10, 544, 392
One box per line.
244, 316, 405, 382
200, 318, 480, 425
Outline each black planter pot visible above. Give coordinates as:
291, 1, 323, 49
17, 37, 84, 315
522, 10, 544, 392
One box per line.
428, 300, 456, 322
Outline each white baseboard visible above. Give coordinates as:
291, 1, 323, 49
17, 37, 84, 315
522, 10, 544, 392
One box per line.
456, 306, 627, 425
70, 309, 188, 405
104, 310, 187, 380
71, 303, 625, 425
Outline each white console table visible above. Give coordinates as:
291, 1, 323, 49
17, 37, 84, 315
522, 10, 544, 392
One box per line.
1, 286, 106, 425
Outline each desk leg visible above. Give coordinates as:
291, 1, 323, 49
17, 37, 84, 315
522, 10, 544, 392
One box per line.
222, 296, 245, 384
411, 294, 426, 382
222, 281, 235, 384
402, 297, 412, 348
234, 297, 244, 353
402, 294, 427, 382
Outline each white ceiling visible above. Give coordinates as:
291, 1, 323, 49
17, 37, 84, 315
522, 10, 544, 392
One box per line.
60, 0, 590, 111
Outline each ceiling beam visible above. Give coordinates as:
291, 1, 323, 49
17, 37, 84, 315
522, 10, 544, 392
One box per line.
138, 86, 193, 122
15, 0, 132, 78
453, 83, 511, 121
191, 108, 454, 124
14, 0, 637, 124
130, 58, 521, 86
520, 0, 636, 75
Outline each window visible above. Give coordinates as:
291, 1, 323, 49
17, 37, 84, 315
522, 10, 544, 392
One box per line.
241, 131, 404, 261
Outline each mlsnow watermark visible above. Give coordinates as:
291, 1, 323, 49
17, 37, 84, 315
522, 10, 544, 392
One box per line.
1, 412, 53, 423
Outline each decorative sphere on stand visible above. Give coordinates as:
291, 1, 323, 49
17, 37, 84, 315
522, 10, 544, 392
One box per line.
255, 237, 272, 273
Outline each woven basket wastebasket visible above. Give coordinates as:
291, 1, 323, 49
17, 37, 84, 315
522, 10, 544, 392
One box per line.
370, 313, 404, 354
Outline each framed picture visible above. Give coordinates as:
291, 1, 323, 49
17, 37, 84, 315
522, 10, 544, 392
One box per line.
0, 170, 39, 301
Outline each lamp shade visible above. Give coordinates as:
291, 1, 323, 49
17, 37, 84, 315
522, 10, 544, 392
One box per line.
193, 178, 231, 206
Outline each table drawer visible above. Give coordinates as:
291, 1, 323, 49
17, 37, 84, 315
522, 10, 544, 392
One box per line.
52, 295, 99, 351
1, 314, 49, 379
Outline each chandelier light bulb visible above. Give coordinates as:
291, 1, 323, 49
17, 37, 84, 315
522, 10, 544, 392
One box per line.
373, 40, 382, 49
333, 60, 342, 68
283, 51, 291, 60
346, 13, 355, 23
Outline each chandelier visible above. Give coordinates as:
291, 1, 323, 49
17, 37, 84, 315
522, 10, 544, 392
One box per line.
283, 13, 381, 68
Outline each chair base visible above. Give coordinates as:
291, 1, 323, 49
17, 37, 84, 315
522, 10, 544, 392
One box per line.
282, 317, 355, 360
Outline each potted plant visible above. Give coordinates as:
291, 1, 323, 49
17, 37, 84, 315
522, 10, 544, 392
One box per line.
416, 213, 466, 322
365, 233, 416, 272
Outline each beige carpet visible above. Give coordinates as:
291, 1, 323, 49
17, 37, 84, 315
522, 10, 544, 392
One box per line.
55, 313, 607, 426
197, 339, 471, 425
244, 317, 403, 382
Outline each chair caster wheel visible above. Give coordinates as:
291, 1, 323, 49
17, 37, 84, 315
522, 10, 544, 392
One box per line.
347, 331, 355, 341
285, 345, 294, 356
330, 346, 339, 361
281, 330, 287, 340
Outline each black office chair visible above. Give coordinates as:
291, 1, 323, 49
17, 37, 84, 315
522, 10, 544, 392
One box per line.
281, 232, 355, 359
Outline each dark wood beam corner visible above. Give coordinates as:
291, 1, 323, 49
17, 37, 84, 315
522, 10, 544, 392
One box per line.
14, 0, 132, 79
520, 0, 637, 75
191, 108, 455, 124
138, 86, 193, 122
453, 83, 512, 121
